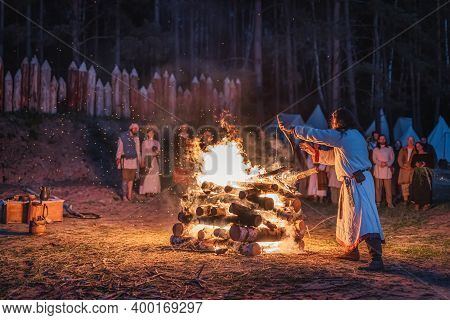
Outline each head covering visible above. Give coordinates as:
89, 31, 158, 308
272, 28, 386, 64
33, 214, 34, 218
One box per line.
129, 123, 139, 131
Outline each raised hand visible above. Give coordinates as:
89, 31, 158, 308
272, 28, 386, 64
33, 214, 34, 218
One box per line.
300, 142, 315, 156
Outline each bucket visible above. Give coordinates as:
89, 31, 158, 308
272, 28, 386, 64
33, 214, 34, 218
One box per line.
29, 219, 46, 235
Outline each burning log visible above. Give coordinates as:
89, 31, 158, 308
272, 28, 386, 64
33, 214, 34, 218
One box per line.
238, 188, 261, 200
229, 224, 286, 242
210, 207, 226, 217
246, 194, 275, 210
213, 228, 230, 239
198, 228, 214, 241
240, 242, 261, 256
196, 205, 211, 216
197, 215, 239, 227
229, 203, 262, 227
258, 166, 289, 178
253, 182, 279, 192
284, 197, 302, 212
275, 208, 302, 222
170, 235, 194, 246
172, 223, 185, 237
178, 211, 194, 224
263, 219, 278, 230
201, 181, 222, 193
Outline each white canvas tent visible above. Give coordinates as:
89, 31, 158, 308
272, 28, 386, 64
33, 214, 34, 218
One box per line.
428, 116, 450, 161
398, 126, 419, 147
306, 105, 328, 129
444, 132, 450, 162
365, 109, 390, 143
393, 117, 413, 142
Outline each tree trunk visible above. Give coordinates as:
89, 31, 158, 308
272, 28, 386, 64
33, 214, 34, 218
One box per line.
38, 0, 44, 60
94, 0, 99, 62
72, 0, 81, 64
115, 0, 121, 67
154, 0, 160, 27
373, 4, 381, 133
254, 0, 263, 111
343, 0, 357, 117
190, 3, 195, 74
0, 1, 4, 57
434, 0, 442, 123
284, 0, 294, 104
173, 0, 180, 72
26, 3, 31, 58
331, 0, 341, 110
311, 0, 326, 111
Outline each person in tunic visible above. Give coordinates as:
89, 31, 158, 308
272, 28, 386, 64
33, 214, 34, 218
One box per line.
279, 108, 385, 271
306, 144, 327, 203
410, 142, 435, 211
372, 134, 395, 208
139, 128, 161, 196
397, 136, 417, 205
116, 123, 141, 201
392, 140, 402, 203
326, 165, 342, 205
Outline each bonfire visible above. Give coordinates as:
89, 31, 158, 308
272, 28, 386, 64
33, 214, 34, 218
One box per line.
170, 115, 317, 256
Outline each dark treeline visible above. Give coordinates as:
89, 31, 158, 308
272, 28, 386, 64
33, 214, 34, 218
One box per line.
0, 0, 449, 134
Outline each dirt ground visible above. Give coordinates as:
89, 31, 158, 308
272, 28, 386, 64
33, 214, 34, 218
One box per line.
1, 183, 449, 300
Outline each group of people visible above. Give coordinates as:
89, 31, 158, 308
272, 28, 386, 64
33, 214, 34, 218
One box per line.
367, 131, 435, 211
304, 129, 436, 211
116, 123, 161, 201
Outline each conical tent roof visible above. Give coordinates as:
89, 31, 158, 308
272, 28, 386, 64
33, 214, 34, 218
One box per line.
428, 116, 449, 161
306, 105, 328, 129
393, 117, 412, 142
398, 126, 419, 147
365, 109, 390, 143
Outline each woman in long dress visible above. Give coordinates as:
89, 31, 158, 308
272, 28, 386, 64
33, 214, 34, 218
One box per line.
279, 108, 385, 271
410, 142, 434, 211
139, 129, 161, 195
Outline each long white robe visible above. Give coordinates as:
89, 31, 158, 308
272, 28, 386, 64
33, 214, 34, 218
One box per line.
306, 155, 326, 197
294, 126, 384, 250
139, 139, 161, 194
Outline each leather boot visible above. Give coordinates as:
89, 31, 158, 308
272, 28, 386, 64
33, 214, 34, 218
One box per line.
337, 247, 360, 261
359, 237, 384, 272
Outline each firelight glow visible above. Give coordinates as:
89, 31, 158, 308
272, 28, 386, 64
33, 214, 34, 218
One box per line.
196, 141, 259, 187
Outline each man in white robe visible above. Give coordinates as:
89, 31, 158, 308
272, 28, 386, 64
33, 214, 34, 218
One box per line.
279, 108, 385, 271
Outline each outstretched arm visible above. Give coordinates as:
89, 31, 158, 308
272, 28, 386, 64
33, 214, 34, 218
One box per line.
300, 143, 335, 165
293, 126, 343, 148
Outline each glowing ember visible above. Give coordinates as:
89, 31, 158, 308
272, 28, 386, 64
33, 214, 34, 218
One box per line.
196, 141, 260, 187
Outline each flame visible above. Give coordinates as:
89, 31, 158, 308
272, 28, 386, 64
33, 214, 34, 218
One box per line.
196, 141, 260, 187
263, 193, 284, 207
258, 241, 281, 253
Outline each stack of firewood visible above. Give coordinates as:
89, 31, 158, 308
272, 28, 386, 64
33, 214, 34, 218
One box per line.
170, 171, 307, 256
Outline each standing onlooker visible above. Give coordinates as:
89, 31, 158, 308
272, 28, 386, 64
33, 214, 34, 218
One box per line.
116, 123, 141, 201
410, 142, 435, 211
306, 145, 327, 203
326, 165, 342, 205
397, 136, 417, 205
392, 140, 402, 203
367, 131, 380, 151
372, 134, 395, 208
139, 128, 161, 196
420, 136, 437, 168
